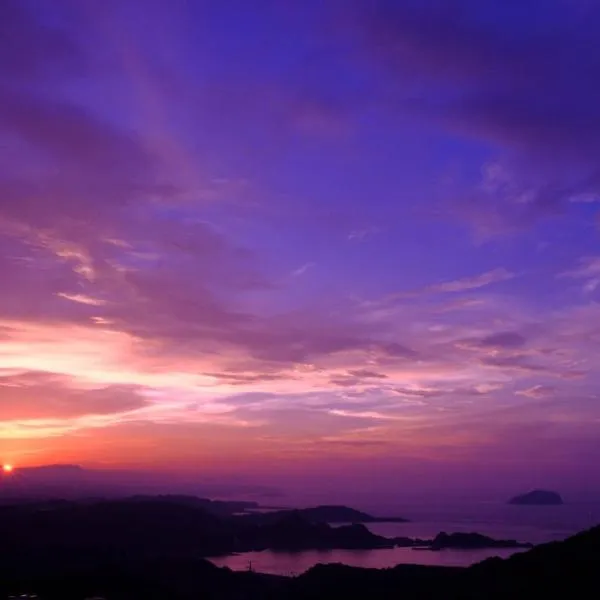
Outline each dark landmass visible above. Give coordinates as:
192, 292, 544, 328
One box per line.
122, 494, 260, 516
0, 497, 527, 559
509, 490, 564, 505
247, 512, 395, 551
240, 504, 408, 525
430, 532, 532, 550
0, 494, 258, 517
289, 504, 408, 523
0, 503, 597, 600
0, 499, 238, 558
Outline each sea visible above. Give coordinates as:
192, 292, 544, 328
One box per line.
209, 500, 600, 575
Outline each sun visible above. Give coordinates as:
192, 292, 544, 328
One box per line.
2, 464, 14, 474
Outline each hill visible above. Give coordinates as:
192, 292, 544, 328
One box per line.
240, 504, 408, 525
292, 504, 408, 523
508, 490, 564, 505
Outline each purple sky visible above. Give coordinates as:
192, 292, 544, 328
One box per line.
1, 0, 600, 498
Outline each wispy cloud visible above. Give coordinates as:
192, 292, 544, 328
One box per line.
354, 0, 600, 232
425, 268, 515, 294
57, 293, 107, 306
374, 268, 515, 305
516, 385, 555, 399
348, 226, 380, 242
559, 256, 600, 293
291, 262, 315, 277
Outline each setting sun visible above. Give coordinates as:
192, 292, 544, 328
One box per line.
2, 464, 14, 474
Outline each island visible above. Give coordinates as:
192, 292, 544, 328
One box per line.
237, 504, 409, 526
282, 505, 409, 523
508, 490, 563, 505
428, 532, 532, 550
245, 513, 397, 551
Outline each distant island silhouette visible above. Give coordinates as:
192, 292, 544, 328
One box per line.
428, 531, 532, 550
240, 504, 409, 524
509, 490, 564, 505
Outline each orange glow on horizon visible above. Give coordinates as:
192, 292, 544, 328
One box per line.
2, 464, 14, 474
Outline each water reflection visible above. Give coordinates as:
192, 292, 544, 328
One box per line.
210, 546, 525, 576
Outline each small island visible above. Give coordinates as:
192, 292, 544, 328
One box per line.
239, 504, 409, 526
428, 532, 532, 550
292, 505, 409, 524
508, 490, 563, 505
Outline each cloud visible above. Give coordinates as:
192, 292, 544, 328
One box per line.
559, 256, 600, 293
0, 89, 170, 242
0, 0, 83, 83
378, 268, 515, 304
358, 0, 600, 157
57, 293, 107, 306
0, 371, 147, 421
319, 439, 390, 448
426, 268, 515, 294
347, 369, 388, 379
451, 161, 580, 237
348, 226, 380, 242
353, 0, 600, 229
202, 372, 289, 386
291, 262, 315, 277
328, 409, 408, 421
479, 331, 526, 349
480, 355, 548, 375
434, 297, 487, 313
516, 385, 556, 399
0, 0, 269, 355
570, 193, 600, 204
392, 387, 439, 399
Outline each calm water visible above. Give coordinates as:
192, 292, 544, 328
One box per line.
210, 501, 600, 575
210, 546, 525, 575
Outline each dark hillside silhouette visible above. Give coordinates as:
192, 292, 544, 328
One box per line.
0, 520, 598, 599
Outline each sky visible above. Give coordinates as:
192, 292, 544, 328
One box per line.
1, 0, 600, 500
